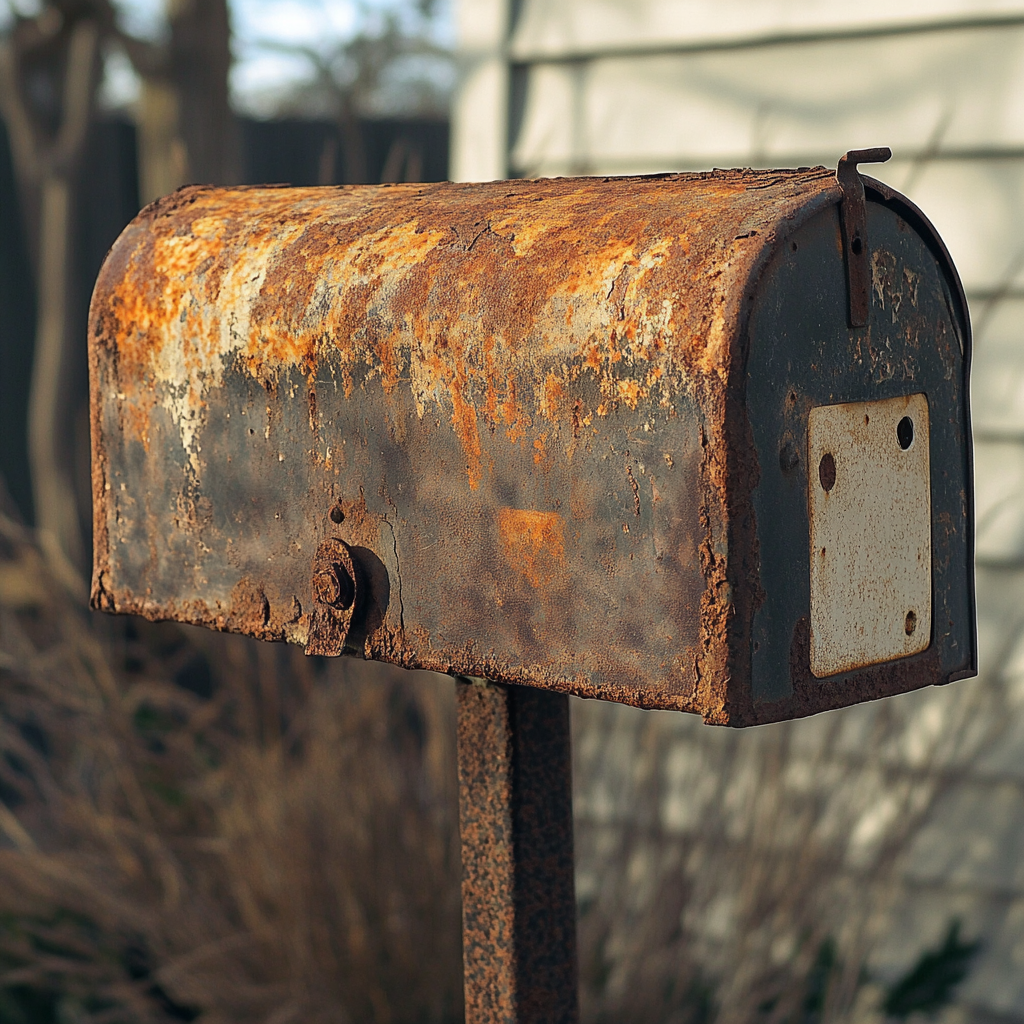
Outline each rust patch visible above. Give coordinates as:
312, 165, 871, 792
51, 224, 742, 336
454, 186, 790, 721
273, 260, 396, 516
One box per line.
227, 577, 270, 632
307, 386, 317, 432
306, 538, 359, 656
498, 509, 566, 589
89, 170, 837, 494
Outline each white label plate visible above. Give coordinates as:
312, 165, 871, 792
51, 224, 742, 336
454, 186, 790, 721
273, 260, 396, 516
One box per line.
808, 394, 931, 678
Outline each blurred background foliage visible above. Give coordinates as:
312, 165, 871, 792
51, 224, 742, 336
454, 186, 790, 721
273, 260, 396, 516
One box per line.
0, 0, 454, 572
0, 1, 463, 1021
0, 485, 463, 1022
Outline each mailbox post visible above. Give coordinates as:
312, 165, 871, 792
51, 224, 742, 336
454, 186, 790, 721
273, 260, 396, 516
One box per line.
456, 679, 578, 1022
87, 151, 975, 1023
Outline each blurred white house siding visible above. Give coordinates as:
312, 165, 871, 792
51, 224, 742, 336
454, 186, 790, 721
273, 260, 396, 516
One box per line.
454, 2, 1024, 1021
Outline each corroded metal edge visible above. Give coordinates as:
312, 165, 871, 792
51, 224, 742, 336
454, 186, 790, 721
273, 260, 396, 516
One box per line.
700, 184, 844, 725
862, 174, 978, 684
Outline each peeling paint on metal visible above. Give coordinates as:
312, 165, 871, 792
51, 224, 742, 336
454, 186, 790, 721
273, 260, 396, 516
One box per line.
88, 169, 975, 726
498, 509, 566, 590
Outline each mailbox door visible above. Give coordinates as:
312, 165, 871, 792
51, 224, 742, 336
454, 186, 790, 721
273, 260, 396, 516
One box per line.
744, 189, 974, 723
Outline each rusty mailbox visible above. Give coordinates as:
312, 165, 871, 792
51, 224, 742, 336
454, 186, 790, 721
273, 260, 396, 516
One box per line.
88, 151, 975, 1023
89, 154, 975, 725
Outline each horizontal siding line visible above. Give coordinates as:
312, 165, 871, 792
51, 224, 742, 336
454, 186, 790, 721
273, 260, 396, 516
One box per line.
968, 289, 1024, 301
576, 828, 1024, 900
511, 147, 1024, 177
509, 11, 1024, 64
976, 553, 1024, 569
974, 427, 1024, 442
579, 747, 1024, 789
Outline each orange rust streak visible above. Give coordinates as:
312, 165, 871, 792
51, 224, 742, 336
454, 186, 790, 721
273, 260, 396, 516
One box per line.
542, 373, 566, 420
483, 334, 499, 424
451, 374, 483, 490
533, 434, 547, 465
498, 509, 566, 589
618, 379, 646, 409
501, 378, 530, 444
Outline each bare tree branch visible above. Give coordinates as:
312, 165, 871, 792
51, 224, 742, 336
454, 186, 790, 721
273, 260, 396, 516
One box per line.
0, 36, 42, 184
52, 17, 99, 169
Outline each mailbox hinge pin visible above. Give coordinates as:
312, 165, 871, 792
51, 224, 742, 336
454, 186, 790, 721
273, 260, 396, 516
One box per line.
836, 147, 892, 328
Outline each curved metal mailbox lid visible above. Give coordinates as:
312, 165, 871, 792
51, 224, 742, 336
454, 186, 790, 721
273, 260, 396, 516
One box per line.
88, 169, 975, 726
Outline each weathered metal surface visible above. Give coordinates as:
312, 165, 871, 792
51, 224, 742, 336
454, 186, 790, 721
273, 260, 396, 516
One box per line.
88, 166, 976, 725
456, 678, 578, 1024
808, 394, 931, 677
836, 147, 892, 327
745, 181, 975, 719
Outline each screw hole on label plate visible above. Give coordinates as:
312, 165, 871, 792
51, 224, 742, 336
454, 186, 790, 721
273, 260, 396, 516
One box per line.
819, 452, 836, 492
851, 236, 863, 255
905, 610, 917, 635
897, 416, 914, 450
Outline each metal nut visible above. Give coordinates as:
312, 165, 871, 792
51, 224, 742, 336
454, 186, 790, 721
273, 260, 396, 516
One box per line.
313, 565, 354, 609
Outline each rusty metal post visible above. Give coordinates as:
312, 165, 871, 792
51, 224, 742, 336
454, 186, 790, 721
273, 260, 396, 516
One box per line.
456, 678, 579, 1024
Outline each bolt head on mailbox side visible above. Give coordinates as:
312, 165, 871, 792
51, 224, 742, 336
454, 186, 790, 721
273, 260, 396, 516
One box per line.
88, 167, 976, 726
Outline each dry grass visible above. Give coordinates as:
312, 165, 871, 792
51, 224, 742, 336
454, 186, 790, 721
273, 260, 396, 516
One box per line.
573, 654, 1003, 1024
0, 499, 463, 1024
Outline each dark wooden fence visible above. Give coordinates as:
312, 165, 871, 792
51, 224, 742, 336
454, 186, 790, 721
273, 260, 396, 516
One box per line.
0, 115, 449, 527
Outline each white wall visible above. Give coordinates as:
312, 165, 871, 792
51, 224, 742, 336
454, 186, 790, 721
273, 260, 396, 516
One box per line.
453, 2, 1024, 1019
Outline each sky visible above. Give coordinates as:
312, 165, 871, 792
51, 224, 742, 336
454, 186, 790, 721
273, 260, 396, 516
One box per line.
230, 0, 366, 113
228, 0, 453, 115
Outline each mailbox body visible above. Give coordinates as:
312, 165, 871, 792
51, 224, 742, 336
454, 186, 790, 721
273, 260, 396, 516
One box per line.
89, 169, 975, 726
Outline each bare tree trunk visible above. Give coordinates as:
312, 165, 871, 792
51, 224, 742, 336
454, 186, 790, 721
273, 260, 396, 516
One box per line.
169, 0, 239, 184
0, 15, 99, 593
339, 96, 368, 184
135, 0, 240, 203
28, 172, 85, 591
1, 0, 236, 589
137, 80, 187, 204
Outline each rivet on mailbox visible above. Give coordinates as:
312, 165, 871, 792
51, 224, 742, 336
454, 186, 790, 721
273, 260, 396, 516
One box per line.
88, 152, 976, 1024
